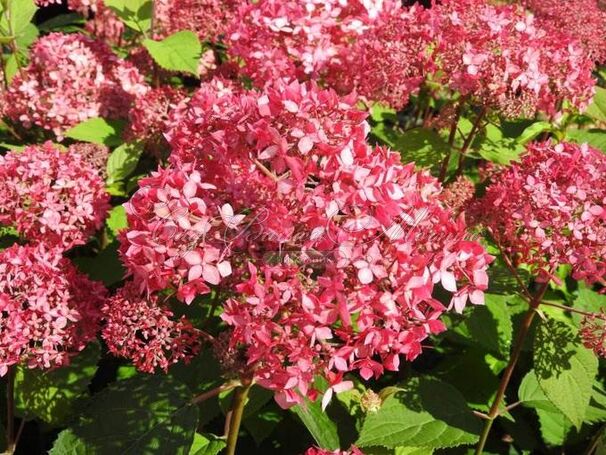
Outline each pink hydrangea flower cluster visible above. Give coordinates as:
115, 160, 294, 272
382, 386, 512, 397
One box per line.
434, 0, 595, 118
441, 175, 476, 216
0, 244, 106, 376
101, 282, 201, 373
580, 310, 606, 358
121, 80, 492, 407
68, 142, 110, 180
2, 32, 148, 138
474, 141, 606, 284
326, 3, 437, 109
0, 142, 110, 250
126, 86, 187, 152
226, 0, 386, 86
524, 0, 606, 64
154, 0, 238, 41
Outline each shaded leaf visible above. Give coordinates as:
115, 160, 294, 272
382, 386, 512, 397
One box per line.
49, 375, 198, 455
453, 295, 513, 358
517, 121, 554, 144
15, 343, 100, 425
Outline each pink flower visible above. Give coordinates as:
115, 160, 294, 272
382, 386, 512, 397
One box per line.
305, 446, 364, 455
434, 0, 595, 118
123, 80, 491, 407
580, 310, 606, 358
0, 142, 110, 250
0, 244, 106, 374
126, 86, 187, 155
119, 165, 233, 302
226, 0, 387, 86
326, 3, 436, 109
2, 32, 148, 139
102, 282, 201, 373
473, 141, 606, 285
524, 0, 606, 63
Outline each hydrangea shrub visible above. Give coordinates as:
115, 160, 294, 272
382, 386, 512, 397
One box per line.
0, 0, 605, 454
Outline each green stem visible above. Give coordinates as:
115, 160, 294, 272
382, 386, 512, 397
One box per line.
475, 281, 549, 455
439, 99, 465, 182
5, 367, 15, 454
191, 380, 240, 405
540, 300, 597, 318
457, 107, 487, 175
225, 379, 253, 455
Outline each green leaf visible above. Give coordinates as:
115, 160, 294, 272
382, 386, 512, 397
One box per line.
374, 127, 450, 172
436, 350, 499, 411
50, 375, 198, 455
73, 241, 124, 286
291, 396, 341, 450
356, 378, 481, 449
585, 86, 606, 123
566, 129, 606, 154
104, 0, 152, 33
14, 22, 37, 49
395, 448, 434, 455
243, 408, 283, 446
517, 121, 554, 144
0, 0, 37, 36
64, 118, 125, 146
106, 142, 144, 184
4, 53, 18, 83
573, 284, 606, 325
189, 433, 225, 455
533, 317, 598, 429
370, 104, 397, 123
143, 31, 202, 76
15, 343, 100, 425
38, 12, 85, 32
477, 123, 524, 165
105, 205, 127, 240
519, 371, 554, 412
536, 406, 573, 446
517, 372, 573, 447
453, 295, 513, 358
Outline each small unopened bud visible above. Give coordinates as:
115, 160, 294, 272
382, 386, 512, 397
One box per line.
360, 389, 382, 414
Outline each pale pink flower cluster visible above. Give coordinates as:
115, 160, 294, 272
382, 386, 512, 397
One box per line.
101, 282, 201, 373
326, 3, 437, 109
525, 0, 606, 64
441, 175, 476, 216
0, 142, 110, 250
121, 80, 491, 407
126, 86, 187, 152
434, 0, 595, 118
474, 141, 606, 285
68, 142, 110, 180
2, 33, 148, 138
0, 244, 106, 376
227, 0, 386, 86
154, 0, 238, 41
